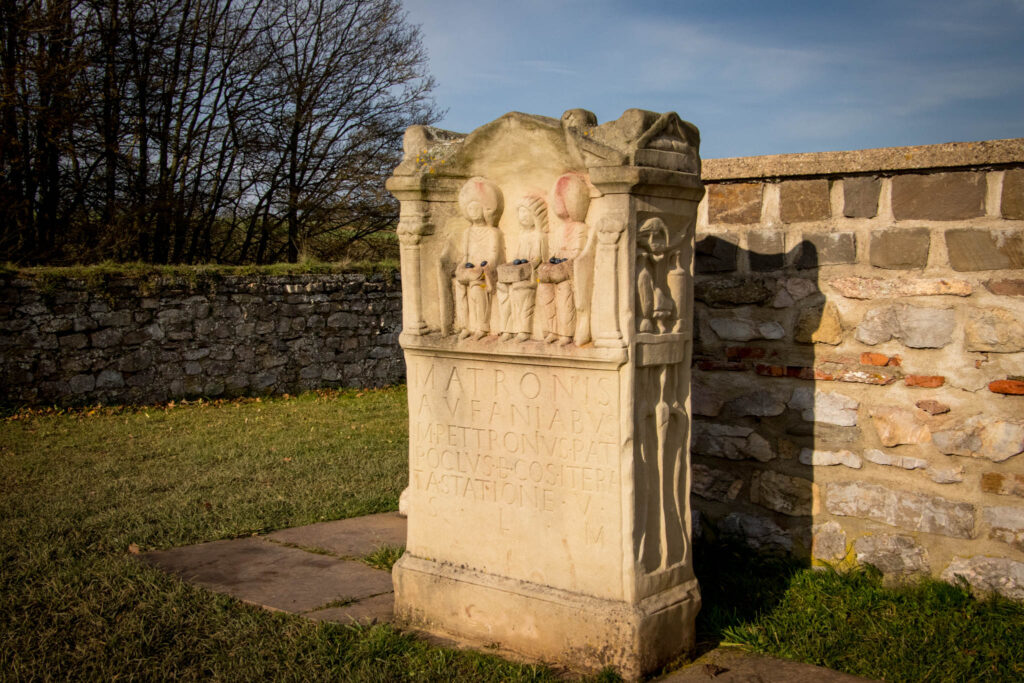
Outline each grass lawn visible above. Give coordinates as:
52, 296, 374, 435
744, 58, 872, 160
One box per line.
696, 543, 1024, 681
2, 388, 1023, 681
0, 389, 566, 681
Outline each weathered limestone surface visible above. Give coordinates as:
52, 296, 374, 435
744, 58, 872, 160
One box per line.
982, 472, 1024, 498
829, 276, 972, 299
946, 229, 1024, 271
798, 232, 856, 267
825, 482, 975, 539
790, 388, 859, 426
750, 470, 818, 517
692, 422, 774, 462
692, 464, 743, 502
780, 179, 830, 223
389, 109, 703, 678
720, 513, 792, 551
855, 304, 955, 348
869, 405, 930, 447
707, 183, 761, 224
812, 521, 848, 561
799, 448, 862, 469
1004, 169, 1024, 219
695, 234, 740, 273
794, 302, 842, 345
854, 534, 929, 575
931, 415, 1024, 463
964, 307, 1024, 353
747, 231, 786, 271
864, 449, 928, 471
942, 557, 1024, 600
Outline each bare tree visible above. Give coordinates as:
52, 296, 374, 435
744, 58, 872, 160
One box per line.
247, 0, 438, 263
1, 0, 88, 261
0, 0, 438, 264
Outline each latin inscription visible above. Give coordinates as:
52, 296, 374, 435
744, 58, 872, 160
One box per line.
405, 355, 623, 599
410, 361, 618, 515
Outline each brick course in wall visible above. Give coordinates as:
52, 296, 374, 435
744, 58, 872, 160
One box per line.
0, 271, 404, 405
694, 138, 1024, 599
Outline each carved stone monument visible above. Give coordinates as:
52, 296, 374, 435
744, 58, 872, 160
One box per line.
387, 109, 704, 679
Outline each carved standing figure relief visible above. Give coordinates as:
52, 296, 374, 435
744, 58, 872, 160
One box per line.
537, 173, 596, 345
636, 216, 688, 334
450, 177, 504, 340
497, 195, 548, 341
636, 218, 671, 333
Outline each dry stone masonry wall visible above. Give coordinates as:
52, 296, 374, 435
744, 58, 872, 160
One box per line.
692, 139, 1024, 599
0, 271, 403, 405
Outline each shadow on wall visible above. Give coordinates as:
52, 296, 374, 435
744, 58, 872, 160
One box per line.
689, 236, 824, 567
687, 235, 829, 646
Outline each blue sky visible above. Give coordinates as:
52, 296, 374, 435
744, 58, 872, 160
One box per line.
402, 0, 1024, 159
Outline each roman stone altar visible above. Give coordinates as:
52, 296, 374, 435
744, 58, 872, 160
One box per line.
387, 109, 704, 678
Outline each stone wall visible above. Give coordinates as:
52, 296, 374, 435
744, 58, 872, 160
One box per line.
691, 138, 1024, 598
0, 270, 403, 405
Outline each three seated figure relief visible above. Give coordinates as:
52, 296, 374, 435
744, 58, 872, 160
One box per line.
444, 173, 595, 345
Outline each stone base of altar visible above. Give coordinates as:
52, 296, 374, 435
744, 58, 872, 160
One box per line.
392, 553, 700, 680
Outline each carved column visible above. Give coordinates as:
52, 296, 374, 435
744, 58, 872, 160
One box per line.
396, 203, 431, 336
593, 215, 626, 348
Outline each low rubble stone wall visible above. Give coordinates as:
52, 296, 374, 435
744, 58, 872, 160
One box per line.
0, 270, 403, 405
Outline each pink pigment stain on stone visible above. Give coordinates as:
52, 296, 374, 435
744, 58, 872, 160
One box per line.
552, 175, 572, 217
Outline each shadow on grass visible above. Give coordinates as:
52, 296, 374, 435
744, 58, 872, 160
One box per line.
691, 533, 1024, 681
691, 534, 802, 657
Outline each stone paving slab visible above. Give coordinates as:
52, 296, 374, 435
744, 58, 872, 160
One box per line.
305, 592, 395, 625
140, 536, 392, 614
141, 513, 874, 681
660, 646, 873, 682
266, 511, 405, 558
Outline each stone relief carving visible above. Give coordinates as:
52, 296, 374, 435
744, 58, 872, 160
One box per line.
634, 214, 694, 571
444, 177, 504, 340
435, 174, 597, 346
636, 361, 690, 572
636, 216, 689, 334
537, 173, 596, 345
389, 109, 704, 678
396, 203, 432, 335
497, 195, 548, 341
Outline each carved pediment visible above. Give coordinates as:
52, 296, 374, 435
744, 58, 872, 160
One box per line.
393, 109, 701, 181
